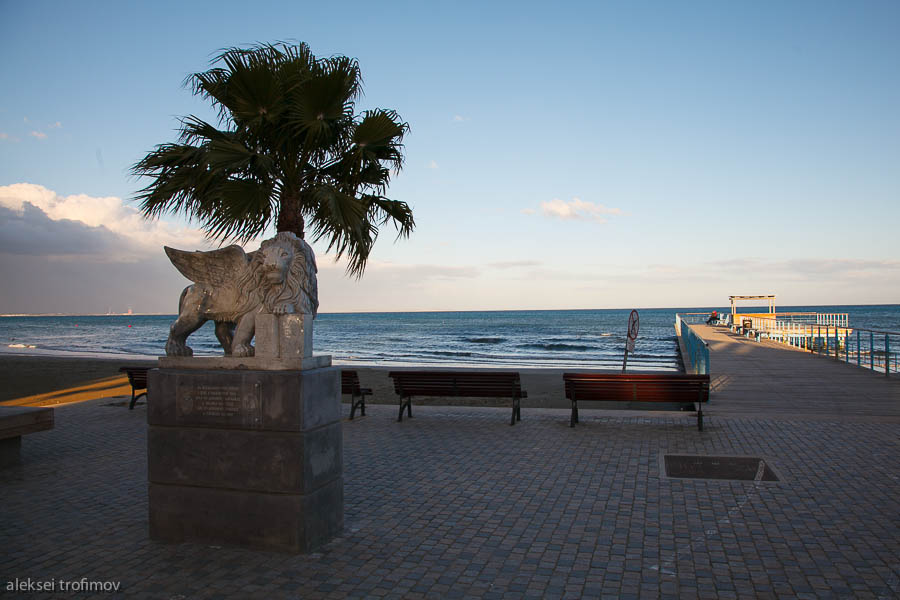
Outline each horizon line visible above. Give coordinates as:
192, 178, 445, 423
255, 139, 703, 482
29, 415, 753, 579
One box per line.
2, 302, 897, 318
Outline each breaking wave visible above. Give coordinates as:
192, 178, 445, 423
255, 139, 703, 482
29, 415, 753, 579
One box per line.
461, 337, 506, 344
517, 343, 598, 352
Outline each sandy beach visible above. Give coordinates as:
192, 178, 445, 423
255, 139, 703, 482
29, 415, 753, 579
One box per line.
0, 354, 623, 409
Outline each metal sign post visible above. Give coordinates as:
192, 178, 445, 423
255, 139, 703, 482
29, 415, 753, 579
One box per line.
622, 310, 640, 372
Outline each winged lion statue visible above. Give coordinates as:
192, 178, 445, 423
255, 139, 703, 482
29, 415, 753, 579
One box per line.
164, 232, 318, 357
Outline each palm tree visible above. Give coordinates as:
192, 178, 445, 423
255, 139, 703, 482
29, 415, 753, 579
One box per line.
132, 42, 414, 276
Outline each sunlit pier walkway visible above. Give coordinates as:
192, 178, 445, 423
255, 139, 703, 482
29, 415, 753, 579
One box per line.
694, 324, 900, 421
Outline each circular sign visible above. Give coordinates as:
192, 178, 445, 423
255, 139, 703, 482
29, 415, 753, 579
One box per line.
627, 309, 640, 340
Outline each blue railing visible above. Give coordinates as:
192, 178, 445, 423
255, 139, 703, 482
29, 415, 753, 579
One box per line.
736, 314, 898, 377
675, 313, 710, 375
794, 323, 897, 377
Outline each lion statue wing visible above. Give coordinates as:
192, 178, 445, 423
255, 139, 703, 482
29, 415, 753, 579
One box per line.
164, 245, 250, 287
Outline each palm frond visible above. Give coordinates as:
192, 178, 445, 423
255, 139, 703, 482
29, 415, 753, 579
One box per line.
365, 196, 415, 238
132, 41, 414, 275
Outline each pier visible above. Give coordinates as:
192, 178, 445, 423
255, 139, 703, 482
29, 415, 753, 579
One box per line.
679, 295, 898, 377
691, 323, 900, 421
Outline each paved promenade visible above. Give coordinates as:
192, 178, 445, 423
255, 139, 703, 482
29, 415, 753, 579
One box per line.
2, 346, 900, 598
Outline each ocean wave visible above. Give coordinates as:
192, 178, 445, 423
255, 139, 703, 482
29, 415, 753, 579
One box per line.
517, 343, 598, 352
461, 337, 506, 344
539, 336, 619, 343
8, 343, 37, 349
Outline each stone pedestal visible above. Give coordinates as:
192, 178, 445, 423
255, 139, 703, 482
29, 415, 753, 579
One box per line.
147, 366, 342, 553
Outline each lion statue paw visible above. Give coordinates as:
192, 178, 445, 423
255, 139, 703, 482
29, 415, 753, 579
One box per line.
165, 340, 193, 357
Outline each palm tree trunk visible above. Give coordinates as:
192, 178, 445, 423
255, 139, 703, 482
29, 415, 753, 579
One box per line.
276, 192, 304, 239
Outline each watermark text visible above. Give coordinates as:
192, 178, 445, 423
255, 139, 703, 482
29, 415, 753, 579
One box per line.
6, 578, 121, 594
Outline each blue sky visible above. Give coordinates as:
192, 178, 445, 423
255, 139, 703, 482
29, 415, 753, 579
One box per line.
1, 0, 898, 313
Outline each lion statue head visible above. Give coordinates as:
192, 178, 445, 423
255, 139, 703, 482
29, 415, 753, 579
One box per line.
234, 232, 319, 317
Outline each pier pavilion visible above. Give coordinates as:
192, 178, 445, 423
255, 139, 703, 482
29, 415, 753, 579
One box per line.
726, 294, 855, 353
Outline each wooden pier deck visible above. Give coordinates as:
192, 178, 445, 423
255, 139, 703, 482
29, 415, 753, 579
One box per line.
694, 324, 900, 421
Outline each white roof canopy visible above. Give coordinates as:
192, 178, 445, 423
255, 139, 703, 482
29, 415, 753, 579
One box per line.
729, 295, 776, 314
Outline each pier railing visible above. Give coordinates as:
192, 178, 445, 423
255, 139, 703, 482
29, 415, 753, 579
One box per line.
737, 315, 897, 377
674, 313, 710, 375
770, 312, 850, 327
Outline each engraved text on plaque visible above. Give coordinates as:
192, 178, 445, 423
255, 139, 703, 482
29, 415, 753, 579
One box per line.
175, 382, 260, 428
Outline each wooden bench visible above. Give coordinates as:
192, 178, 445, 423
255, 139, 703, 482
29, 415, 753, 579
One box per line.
388, 371, 527, 425
341, 370, 373, 419
0, 406, 54, 468
119, 366, 149, 410
563, 373, 710, 430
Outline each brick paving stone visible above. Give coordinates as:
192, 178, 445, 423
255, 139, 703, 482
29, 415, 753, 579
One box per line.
1, 401, 899, 598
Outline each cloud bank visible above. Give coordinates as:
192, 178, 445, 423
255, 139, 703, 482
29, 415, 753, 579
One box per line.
0, 183, 211, 259
1, 184, 896, 314
0, 184, 214, 313
525, 197, 624, 224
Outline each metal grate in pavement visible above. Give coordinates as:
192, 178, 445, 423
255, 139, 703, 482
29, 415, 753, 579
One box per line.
663, 454, 780, 481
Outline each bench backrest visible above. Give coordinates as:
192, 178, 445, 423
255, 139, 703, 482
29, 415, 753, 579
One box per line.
563, 373, 710, 403
119, 367, 149, 390
389, 371, 525, 398
341, 370, 363, 395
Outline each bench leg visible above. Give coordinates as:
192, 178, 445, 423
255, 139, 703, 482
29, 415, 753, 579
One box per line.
398, 397, 412, 422
697, 403, 704, 431
350, 394, 368, 420
129, 391, 147, 410
570, 400, 578, 427
509, 398, 518, 426
516, 398, 521, 422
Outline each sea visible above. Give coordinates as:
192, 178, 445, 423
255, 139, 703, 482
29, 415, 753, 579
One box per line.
1, 305, 897, 371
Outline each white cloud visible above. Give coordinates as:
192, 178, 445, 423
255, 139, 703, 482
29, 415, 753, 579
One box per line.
537, 197, 624, 223
0, 183, 211, 259
452, 115, 468, 122
50, 121, 62, 129
30, 131, 47, 140
428, 160, 439, 169
703, 257, 900, 281
0, 133, 7, 139
520, 208, 536, 215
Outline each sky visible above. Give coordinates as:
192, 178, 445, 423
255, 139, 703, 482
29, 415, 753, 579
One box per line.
1, 0, 898, 314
